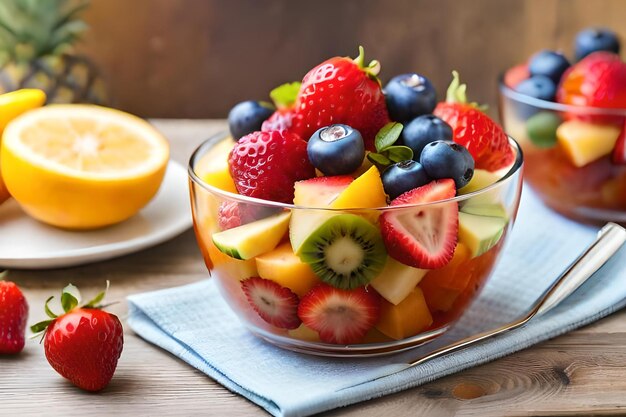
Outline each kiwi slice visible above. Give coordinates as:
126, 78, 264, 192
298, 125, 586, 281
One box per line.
298, 214, 387, 290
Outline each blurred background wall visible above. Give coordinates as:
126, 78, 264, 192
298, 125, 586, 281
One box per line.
76, 0, 626, 118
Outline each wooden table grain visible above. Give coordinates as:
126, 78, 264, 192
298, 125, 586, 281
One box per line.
2, 119, 626, 417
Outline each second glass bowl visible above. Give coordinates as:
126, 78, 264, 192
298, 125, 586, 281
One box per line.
189, 133, 523, 356
499, 81, 626, 224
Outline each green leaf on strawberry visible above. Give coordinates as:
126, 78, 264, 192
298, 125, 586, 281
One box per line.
61, 283, 81, 312
445, 71, 488, 112
270, 82, 301, 110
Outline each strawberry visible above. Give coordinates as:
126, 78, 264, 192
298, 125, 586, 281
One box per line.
612, 120, 626, 165
228, 130, 315, 203
217, 201, 243, 230
504, 63, 530, 89
290, 47, 390, 150
0, 275, 28, 354
241, 277, 301, 329
297, 283, 380, 344
31, 283, 123, 392
261, 109, 295, 132
434, 71, 514, 172
557, 51, 626, 124
380, 179, 458, 269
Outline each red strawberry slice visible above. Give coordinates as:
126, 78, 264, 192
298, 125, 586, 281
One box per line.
297, 283, 380, 344
612, 120, 626, 165
228, 130, 315, 203
261, 109, 295, 132
293, 175, 353, 207
0, 279, 28, 354
217, 201, 281, 231
380, 179, 458, 269
241, 277, 301, 329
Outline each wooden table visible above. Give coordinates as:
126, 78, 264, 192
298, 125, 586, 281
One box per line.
3, 120, 626, 416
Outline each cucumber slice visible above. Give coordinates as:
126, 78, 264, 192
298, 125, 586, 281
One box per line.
458, 211, 506, 258
212, 211, 291, 260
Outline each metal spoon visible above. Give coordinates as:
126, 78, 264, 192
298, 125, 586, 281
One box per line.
385, 222, 626, 374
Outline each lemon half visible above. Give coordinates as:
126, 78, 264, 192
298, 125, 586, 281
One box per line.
1, 104, 169, 229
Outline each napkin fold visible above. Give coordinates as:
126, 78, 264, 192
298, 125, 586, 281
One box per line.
127, 188, 626, 417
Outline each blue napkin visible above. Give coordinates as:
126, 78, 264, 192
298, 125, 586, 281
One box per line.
127, 188, 626, 417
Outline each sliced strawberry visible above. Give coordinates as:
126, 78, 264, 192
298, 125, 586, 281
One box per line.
380, 179, 458, 269
241, 277, 301, 329
298, 283, 380, 344
293, 175, 353, 207
612, 120, 626, 165
504, 63, 530, 89
261, 109, 295, 132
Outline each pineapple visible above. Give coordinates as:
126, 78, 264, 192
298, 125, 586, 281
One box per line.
0, 0, 107, 104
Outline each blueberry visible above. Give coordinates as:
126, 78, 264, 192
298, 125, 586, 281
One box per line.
384, 74, 437, 123
307, 124, 365, 176
400, 115, 453, 161
228, 100, 275, 140
575, 28, 620, 61
420, 140, 474, 189
382, 160, 431, 200
528, 50, 570, 84
515, 75, 557, 101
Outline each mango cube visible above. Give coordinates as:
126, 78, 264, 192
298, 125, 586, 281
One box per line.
557, 120, 620, 167
256, 243, 320, 297
375, 287, 433, 340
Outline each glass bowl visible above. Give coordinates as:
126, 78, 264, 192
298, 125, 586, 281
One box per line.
499, 80, 626, 224
188, 132, 523, 357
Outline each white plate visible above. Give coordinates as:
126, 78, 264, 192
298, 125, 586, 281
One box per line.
0, 161, 192, 269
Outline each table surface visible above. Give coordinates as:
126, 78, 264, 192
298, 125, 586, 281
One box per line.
2, 119, 626, 417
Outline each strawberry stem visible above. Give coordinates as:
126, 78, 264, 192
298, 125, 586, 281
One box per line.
445, 71, 488, 112
353, 46, 381, 78
0, 270, 7, 280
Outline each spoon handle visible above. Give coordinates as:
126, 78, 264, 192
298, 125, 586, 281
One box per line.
404, 222, 626, 369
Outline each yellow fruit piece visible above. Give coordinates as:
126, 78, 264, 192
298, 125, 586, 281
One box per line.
288, 324, 320, 342
0, 89, 47, 205
256, 242, 321, 297
207, 238, 258, 281
1, 104, 169, 229
370, 257, 428, 305
458, 169, 501, 194
375, 287, 433, 340
195, 137, 237, 193
331, 166, 386, 209
557, 120, 620, 167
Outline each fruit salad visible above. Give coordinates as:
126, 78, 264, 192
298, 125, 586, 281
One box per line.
190, 48, 523, 355
500, 27, 626, 223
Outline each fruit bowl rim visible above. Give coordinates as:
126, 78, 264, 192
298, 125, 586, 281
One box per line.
498, 75, 626, 117
188, 132, 523, 211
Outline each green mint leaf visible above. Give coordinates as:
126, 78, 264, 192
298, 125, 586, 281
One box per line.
269, 82, 301, 109
375, 122, 403, 152
367, 152, 392, 167
61, 284, 81, 313
386, 146, 414, 163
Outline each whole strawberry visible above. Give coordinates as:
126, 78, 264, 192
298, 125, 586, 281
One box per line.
228, 130, 315, 203
434, 71, 514, 172
290, 47, 390, 150
31, 283, 123, 392
0, 273, 28, 354
557, 51, 626, 123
